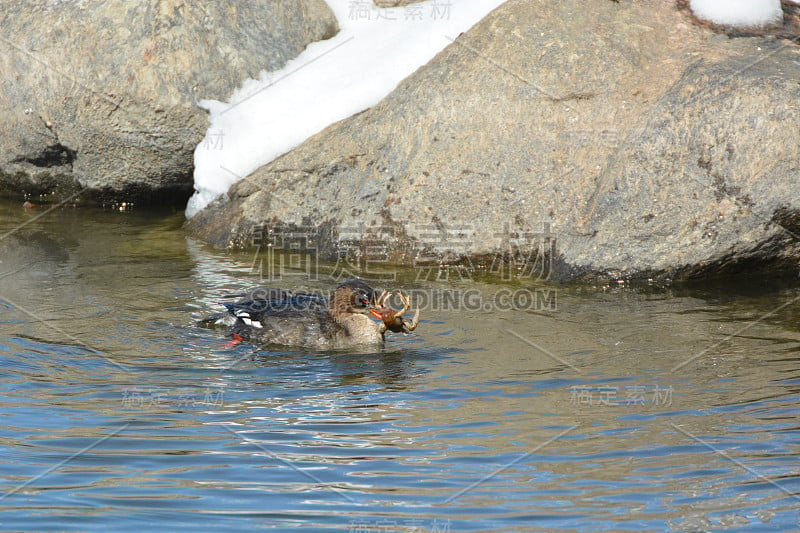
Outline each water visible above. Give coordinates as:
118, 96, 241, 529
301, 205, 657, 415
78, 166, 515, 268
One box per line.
0, 199, 799, 532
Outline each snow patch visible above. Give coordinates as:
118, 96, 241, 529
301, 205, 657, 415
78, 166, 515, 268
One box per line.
689, 0, 782, 28
186, 0, 507, 218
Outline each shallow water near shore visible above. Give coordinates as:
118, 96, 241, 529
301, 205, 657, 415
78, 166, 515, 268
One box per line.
0, 199, 799, 532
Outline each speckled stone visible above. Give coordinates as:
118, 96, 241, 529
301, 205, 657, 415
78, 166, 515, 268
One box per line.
186, 0, 800, 283
0, 0, 337, 205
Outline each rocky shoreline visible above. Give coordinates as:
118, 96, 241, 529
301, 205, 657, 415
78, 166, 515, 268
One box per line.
3, 0, 799, 283
185, 0, 800, 283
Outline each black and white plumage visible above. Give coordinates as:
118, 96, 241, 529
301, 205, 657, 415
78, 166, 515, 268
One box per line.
201, 280, 385, 349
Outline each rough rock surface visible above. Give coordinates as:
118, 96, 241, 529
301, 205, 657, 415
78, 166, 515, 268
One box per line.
186, 0, 800, 283
0, 0, 337, 205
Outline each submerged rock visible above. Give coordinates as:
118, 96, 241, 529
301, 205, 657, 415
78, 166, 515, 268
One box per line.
186, 0, 800, 283
0, 0, 337, 206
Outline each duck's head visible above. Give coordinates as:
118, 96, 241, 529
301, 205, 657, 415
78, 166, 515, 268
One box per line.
329, 279, 376, 316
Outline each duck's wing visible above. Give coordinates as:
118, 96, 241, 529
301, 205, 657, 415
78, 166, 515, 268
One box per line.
199, 288, 328, 330
287, 292, 328, 309
223, 292, 328, 323
227, 305, 342, 347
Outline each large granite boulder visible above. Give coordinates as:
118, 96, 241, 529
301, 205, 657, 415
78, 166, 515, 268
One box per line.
0, 0, 337, 205
186, 0, 800, 283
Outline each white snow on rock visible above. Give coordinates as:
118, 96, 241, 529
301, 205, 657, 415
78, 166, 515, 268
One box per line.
689, 0, 782, 28
186, 0, 507, 218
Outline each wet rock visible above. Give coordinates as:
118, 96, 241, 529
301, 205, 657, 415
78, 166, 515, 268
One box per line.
0, 0, 337, 206
186, 0, 800, 283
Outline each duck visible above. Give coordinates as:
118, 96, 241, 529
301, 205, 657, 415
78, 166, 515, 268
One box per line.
201, 279, 418, 349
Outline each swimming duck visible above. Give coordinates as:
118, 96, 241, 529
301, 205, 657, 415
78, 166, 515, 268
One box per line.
202, 279, 418, 349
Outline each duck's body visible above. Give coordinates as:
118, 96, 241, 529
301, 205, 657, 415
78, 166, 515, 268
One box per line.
205, 280, 385, 349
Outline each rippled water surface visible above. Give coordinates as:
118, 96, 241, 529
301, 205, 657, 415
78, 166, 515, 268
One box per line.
1, 200, 799, 532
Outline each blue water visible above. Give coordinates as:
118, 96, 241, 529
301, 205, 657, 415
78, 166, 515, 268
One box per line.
1, 202, 799, 532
